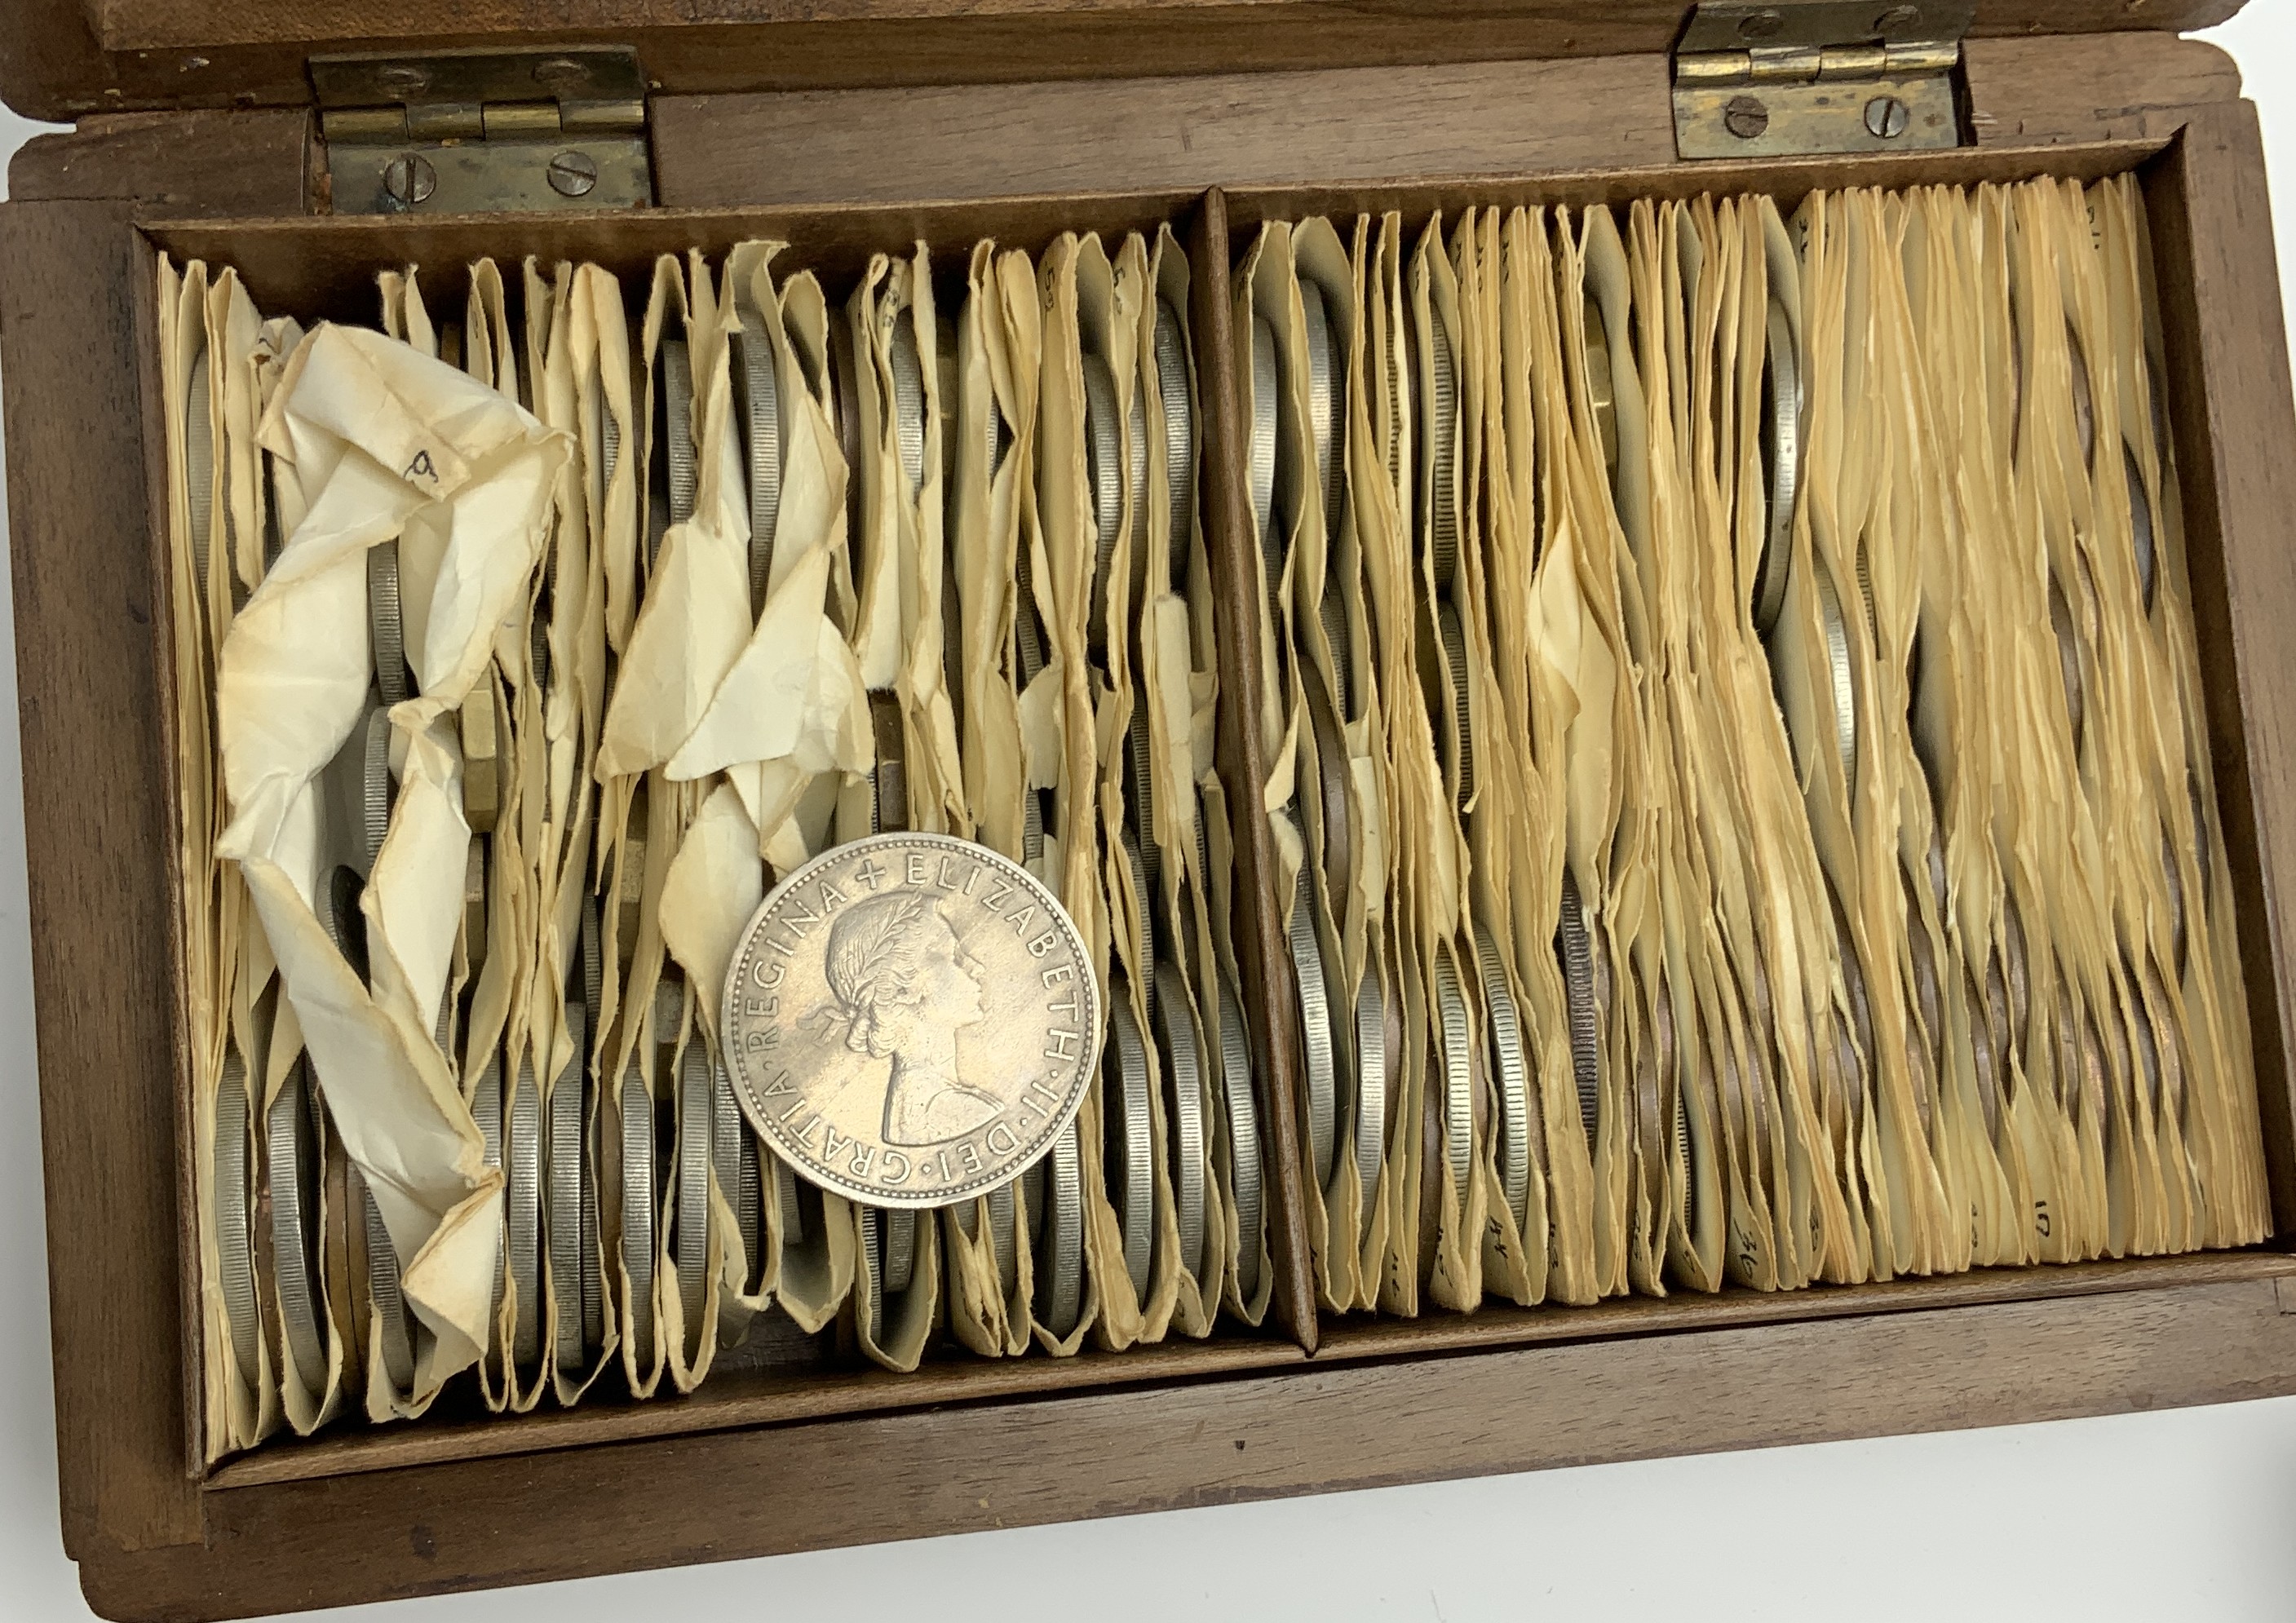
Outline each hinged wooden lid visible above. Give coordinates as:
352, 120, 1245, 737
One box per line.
0, 0, 2249, 125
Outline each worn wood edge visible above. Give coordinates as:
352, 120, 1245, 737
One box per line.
2143, 108, 2296, 1236
69, 1271, 2296, 1623
205, 1329, 1311, 1491
2, 0, 2249, 125
77, 0, 2253, 55
648, 33, 2238, 214
8, 109, 309, 215
2, 197, 213, 1569
1311, 1248, 2296, 1363
127, 227, 208, 1485
1192, 187, 1318, 1352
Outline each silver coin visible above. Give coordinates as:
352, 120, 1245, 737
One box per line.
940, 317, 967, 743
728, 834, 1100, 1210
1301, 281, 1343, 534
1035, 1115, 1085, 1336
1082, 352, 1124, 657
1126, 831, 1158, 980
1321, 589, 1355, 719
1125, 359, 1151, 599
774, 1152, 804, 1248
734, 1121, 762, 1296
1288, 866, 1338, 1187
1153, 299, 1194, 577
578, 895, 603, 1029
579, 1151, 604, 1366
549, 1004, 589, 1370
869, 691, 909, 834
1128, 702, 1157, 887
1754, 298, 1799, 635
2049, 576, 2086, 760
266, 1059, 327, 1395
890, 318, 927, 498
660, 335, 697, 527
1432, 944, 1475, 1200
1351, 967, 1389, 1236
1021, 783, 1046, 869
1216, 974, 1262, 1300
361, 707, 392, 874
989, 1179, 1019, 1303
1104, 991, 1156, 1298
590, 359, 621, 506
360, 1168, 416, 1395
1250, 316, 1279, 559
617, 1052, 657, 1373
1473, 925, 1531, 1232
507, 1054, 542, 1378
858, 1204, 885, 1342
1816, 564, 1857, 790
1557, 869, 1602, 1148
1152, 962, 1208, 1281
881, 1205, 917, 1296
187, 349, 215, 598
2126, 441, 2157, 612
212, 1048, 261, 1392
675, 1038, 712, 1337
653, 971, 684, 1049
710, 1050, 747, 1285
368, 539, 409, 706
1427, 315, 1459, 591
734, 327, 783, 608
2068, 320, 2096, 470
1440, 602, 1475, 807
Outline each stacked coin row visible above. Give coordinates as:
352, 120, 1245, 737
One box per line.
180, 232, 1276, 1440
1241, 179, 2267, 1316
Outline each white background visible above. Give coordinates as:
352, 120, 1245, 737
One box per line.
7, 13, 2296, 1621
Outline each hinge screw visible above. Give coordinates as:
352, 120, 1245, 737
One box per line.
382, 153, 437, 207
1737, 8, 1785, 38
1723, 95, 1772, 140
533, 56, 591, 90
547, 150, 600, 197
1865, 95, 1911, 139
378, 64, 429, 95
1874, 6, 1922, 29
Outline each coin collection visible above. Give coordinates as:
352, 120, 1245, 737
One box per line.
161, 227, 1270, 1458
153, 170, 2272, 1458
1241, 174, 2271, 1315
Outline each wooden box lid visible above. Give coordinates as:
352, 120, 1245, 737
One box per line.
1, 0, 2253, 126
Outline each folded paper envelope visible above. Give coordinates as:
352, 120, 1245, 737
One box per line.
218, 323, 568, 1395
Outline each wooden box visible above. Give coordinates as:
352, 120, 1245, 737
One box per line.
8, 2, 2296, 1616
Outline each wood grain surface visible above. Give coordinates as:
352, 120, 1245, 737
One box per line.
0, 0, 2252, 125
651, 33, 2244, 210
73, 1268, 2296, 1622
2144, 104, 2296, 1236
0, 198, 202, 1562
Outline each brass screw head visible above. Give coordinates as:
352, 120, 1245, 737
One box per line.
1724, 95, 1772, 141
381, 153, 436, 207
1865, 95, 1911, 139
547, 150, 600, 197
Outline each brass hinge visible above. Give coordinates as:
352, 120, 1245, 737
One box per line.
312, 48, 653, 216
1671, 2, 1975, 161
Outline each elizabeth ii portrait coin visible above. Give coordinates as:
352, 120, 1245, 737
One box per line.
723, 833, 1104, 1209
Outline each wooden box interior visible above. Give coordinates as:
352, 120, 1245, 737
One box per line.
9, 11, 2296, 1616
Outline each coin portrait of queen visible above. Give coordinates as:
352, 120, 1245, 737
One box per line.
819, 888, 1002, 1147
